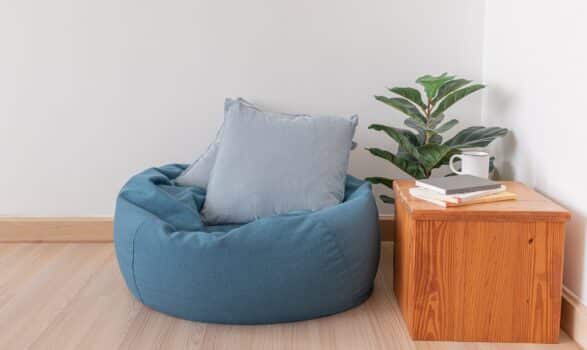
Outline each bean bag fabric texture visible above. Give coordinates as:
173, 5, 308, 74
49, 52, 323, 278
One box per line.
114, 164, 380, 324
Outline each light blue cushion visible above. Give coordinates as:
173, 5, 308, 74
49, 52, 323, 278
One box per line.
174, 98, 358, 189
173, 135, 220, 188
173, 99, 255, 188
202, 98, 358, 224
114, 164, 380, 324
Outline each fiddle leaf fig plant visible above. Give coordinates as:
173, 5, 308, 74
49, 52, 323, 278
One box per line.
366, 73, 508, 204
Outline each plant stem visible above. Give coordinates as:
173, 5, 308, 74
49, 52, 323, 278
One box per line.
424, 100, 432, 144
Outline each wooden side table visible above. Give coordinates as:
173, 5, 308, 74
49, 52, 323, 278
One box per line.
393, 180, 570, 343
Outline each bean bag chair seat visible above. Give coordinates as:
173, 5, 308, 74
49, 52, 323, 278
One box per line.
114, 164, 380, 324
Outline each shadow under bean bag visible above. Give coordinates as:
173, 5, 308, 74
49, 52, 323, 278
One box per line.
114, 164, 380, 324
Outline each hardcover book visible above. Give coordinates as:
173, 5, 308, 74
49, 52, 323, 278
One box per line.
409, 185, 506, 204
415, 175, 501, 195
410, 190, 517, 208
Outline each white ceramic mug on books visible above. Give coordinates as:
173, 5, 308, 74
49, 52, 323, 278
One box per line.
449, 151, 490, 178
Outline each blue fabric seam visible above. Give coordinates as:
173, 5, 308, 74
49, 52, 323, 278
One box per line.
131, 219, 148, 304
317, 217, 357, 294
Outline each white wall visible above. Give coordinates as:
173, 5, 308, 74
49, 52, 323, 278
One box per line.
483, 0, 587, 304
0, 0, 485, 216
2, 0, 583, 310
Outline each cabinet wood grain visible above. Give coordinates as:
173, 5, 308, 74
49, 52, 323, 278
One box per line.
393, 180, 569, 343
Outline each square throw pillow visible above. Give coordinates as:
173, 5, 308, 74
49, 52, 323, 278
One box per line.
174, 99, 253, 188
173, 134, 220, 188
174, 98, 357, 188
201, 98, 358, 224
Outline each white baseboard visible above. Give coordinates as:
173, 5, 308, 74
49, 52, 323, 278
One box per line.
561, 286, 587, 349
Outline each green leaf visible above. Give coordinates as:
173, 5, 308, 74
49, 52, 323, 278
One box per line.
403, 118, 425, 131
429, 134, 443, 144
403, 118, 448, 145
393, 153, 428, 179
397, 128, 421, 147
375, 96, 427, 124
433, 79, 471, 103
365, 147, 394, 163
403, 119, 426, 145
416, 73, 455, 100
365, 148, 427, 179
368, 124, 420, 158
416, 143, 460, 172
443, 126, 508, 148
428, 113, 445, 129
435, 119, 459, 133
388, 87, 426, 109
431, 84, 485, 118
396, 149, 419, 163
380, 195, 395, 204
365, 177, 394, 190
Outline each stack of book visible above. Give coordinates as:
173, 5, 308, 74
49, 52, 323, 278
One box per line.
410, 175, 517, 208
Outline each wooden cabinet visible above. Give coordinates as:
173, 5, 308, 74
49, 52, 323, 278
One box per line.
393, 180, 570, 343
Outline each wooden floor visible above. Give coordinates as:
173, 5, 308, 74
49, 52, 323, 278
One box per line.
0, 242, 579, 350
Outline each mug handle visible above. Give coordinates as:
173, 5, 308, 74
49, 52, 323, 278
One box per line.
449, 154, 463, 175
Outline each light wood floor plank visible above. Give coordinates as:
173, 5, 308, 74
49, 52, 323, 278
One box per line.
0, 244, 67, 310
0, 243, 39, 267
0, 242, 580, 350
29, 256, 138, 350
118, 307, 207, 350
73, 261, 145, 350
0, 244, 112, 349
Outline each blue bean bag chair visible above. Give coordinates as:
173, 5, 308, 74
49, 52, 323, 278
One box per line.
114, 164, 380, 324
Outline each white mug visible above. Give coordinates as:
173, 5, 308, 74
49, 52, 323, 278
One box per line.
449, 151, 490, 178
